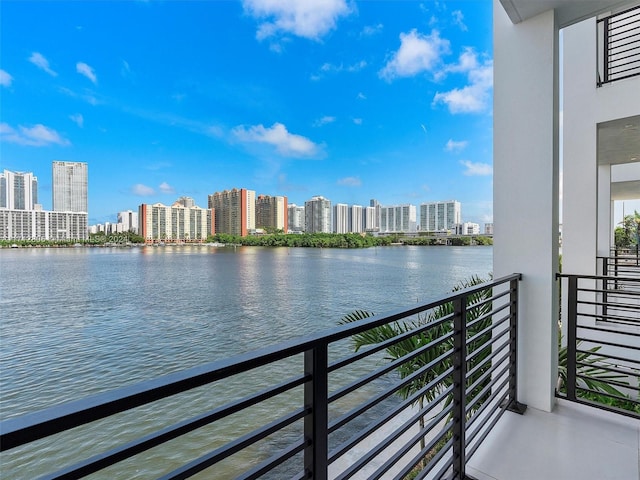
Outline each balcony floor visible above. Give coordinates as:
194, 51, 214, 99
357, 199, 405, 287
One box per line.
467, 399, 640, 480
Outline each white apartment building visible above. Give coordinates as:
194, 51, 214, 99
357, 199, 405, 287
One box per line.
0, 170, 38, 210
333, 203, 349, 233
52, 161, 88, 213
138, 202, 214, 242
351, 205, 364, 233
364, 206, 377, 232
484, 223, 494, 235
461, 222, 480, 235
419, 200, 461, 232
0, 209, 87, 240
117, 210, 139, 234
305, 196, 332, 233
287, 204, 305, 232
379, 204, 417, 233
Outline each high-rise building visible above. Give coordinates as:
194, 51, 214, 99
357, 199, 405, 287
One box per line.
176, 196, 195, 208
333, 203, 349, 233
287, 204, 305, 232
305, 196, 332, 233
0, 170, 38, 210
138, 202, 214, 242
380, 204, 417, 233
420, 200, 461, 232
364, 206, 377, 232
117, 210, 139, 234
484, 223, 494, 235
351, 205, 364, 233
52, 161, 88, 213
0, 209, 87, 240
256, 195, 288, 232
208, 188, 255, 236
369, 199, 381, 231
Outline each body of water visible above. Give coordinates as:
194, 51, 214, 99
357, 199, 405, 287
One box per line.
0, 245, 492, 478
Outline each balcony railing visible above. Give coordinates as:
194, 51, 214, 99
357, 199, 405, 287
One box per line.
597, 250, 640, 326
0, 274, 523, 480
557, 273, 640, 418
597, 5, 640, 86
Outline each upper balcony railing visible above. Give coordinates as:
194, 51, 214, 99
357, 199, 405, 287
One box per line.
0, 274, 523, 480
597, 5, 640, 86
557, 273, 640, 417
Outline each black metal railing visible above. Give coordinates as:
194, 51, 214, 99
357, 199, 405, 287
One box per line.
0, 274, 523, 480
597, 250, 640, 326
597, 6, 640, 86
557, 273, 640, 418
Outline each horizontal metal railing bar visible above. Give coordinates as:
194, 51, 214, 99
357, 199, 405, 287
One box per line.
327, 332, 453, 407
607, 43, 640, 57
328, 311, 455, 373
466, 298, 510, 331
399, 431, 455, 480
466, 338, 509, 381
598, 5, 640, 23
158, 408, 305, 480
466, 314, 510, 349
575, 352, 640, 370
36, 375, 308, 480
557, 273, 640, 283
577, 312, 640, 325
575, 372, 640, 392
329, 384, 454, 473
0, 274, 522, 452
575, 385, 639, 407
466, 367, 511, 415
569, 396, 640, 420
466, 390, 510, 461
466, 384, 510, 438
465, 351, 511, 396
328, 359, 453, 435
427, 452, 454, 480
334, 397, 453, 480
236, 439, 307, 480
465, 329, 509, 368
577, 287, 640, 297
575, 336, 640, 353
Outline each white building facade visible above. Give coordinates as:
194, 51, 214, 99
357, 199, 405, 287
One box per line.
333, 203, 349, 233
52, 161, 88, 213
305, 196, 332, 233
0, 170, 38, 210
380, 204, 417, 233
0, 209, 87, 240
287, 204, 305, 232
419, 200, 461, 232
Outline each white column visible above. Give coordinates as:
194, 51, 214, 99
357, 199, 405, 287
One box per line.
494, 2, 560, 412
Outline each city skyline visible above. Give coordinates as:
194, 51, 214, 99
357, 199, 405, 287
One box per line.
1, 1, 495, 226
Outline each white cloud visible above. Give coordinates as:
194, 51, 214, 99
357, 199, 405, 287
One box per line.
69, 114, 84, 128
320, 60, 367, 74
76, 62, 97, 84
28, 52, 58, 76
357, 92, 367, 100
379, 29, 450, 81
445, 139, 468, 152
233, 122, 320, 157
314, 116, 336, 127
337, 176, 361, 187
361, 23, 383, 36
159, 182, 175, 194
0, 70, 13, 87
461, 160, 492, 176
132, 184, 155, 196
452, 10, 467, 31
243, 0, 351, 41
352, 118, 363, 125
433, 49, 493, 114
1, 123, 70, 147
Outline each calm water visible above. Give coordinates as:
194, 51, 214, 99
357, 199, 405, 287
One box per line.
0, 245, 492, 478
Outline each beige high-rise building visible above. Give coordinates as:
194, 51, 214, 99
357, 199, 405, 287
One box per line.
138, 202, 214, 242
255, 195, 288, 232
208, 188, 255, 236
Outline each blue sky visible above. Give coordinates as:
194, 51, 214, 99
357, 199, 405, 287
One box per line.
1, 0, 495, 226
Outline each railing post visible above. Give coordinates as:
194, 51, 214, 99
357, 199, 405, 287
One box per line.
602, 257, 608, 321
304, 345, 328, 480
566, 276, 578, 402
603, 16, 610, 84
452, 296, 467, 478
507, 278, 526, 414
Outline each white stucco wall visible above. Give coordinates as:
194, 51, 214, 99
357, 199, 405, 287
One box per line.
494, 2, 560, 412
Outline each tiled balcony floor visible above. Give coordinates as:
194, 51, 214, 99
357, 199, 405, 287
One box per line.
467, 399, 640, 480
